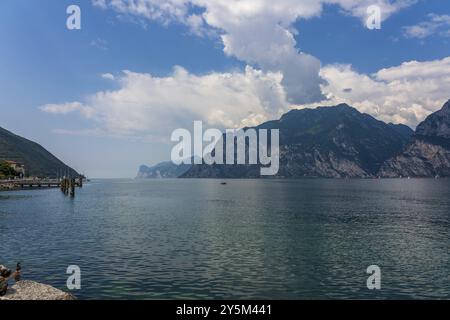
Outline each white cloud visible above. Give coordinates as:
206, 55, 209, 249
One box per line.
91, 0, 107, 9
44, 1, 447, 140
404, 14, 450, 39
101, 73, 115, 80
328, 0, 415, 20
40, 102, 95, 118
92, 0, 414, 104
41, 66, 288, 138
42, 57, 450, 138
90, 38, 109, 50
302, 57, 450, 126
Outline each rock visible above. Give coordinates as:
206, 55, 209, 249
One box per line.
379, 99, 450, 178
0, 280, 75, 300
379, 139, 450, 177
416, 99, 450, 139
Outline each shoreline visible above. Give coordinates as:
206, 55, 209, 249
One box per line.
2, 176, 449, 192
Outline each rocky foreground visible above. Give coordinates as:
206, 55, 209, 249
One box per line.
0, 281, 75, 300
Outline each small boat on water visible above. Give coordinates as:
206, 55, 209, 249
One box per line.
220, 182, 227, 185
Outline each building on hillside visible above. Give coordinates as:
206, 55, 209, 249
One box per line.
4, 160, 26, 177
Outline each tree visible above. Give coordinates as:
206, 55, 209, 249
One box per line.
0, 161, 18, 179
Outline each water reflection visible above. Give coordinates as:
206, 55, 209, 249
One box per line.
1, 179, 449, 299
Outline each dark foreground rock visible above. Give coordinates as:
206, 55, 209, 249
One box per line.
0, 281, 75, 300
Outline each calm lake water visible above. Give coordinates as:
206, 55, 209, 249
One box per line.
1, 179, 449, 299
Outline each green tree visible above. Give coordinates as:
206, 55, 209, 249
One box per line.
0, 161, 18, 179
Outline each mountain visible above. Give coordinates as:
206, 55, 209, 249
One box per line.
379, 100, 450, 178
416, 100, 450, 139
136, 161, 191, 179
182, 104, 414, 178
388, 123, 415, 140
0, 126, 79, 178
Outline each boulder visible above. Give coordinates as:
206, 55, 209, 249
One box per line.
0, 280, 75, 300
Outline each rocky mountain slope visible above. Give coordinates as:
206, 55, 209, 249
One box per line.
379, 100, 450, 178
182, 104, 414, 178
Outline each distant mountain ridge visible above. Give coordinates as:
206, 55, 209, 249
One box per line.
136, 161, 191, 179
182, 104, 414, 178
137, 101, 450, 179
0, 126, 78, 178
388, 123, 416, 140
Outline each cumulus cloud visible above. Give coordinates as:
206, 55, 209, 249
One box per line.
91, 0, 414, 104
40, 102, 95, 118
44, 1, 444, 140
403, 14, 450, 39
101, 73, 115, 80
42, 57, 450, 138
302, 57, 450, 126
41, 67, 288, 138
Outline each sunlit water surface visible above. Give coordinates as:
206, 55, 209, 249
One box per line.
1, 179, 449, 299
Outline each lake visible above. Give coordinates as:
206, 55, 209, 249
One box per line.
1, 179, 449, 299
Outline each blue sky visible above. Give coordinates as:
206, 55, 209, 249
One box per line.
1, 0, 449, 178
296, 1, 450, 72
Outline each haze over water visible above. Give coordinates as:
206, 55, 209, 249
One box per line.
1, 179, 449, 299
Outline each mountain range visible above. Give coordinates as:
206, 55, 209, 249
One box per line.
0, 126, 78, 178
137, 161, 192, 179
137, 99, 450, 179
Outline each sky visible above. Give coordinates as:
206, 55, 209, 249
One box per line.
0, 0, 449, 178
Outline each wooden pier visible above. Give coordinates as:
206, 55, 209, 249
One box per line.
0, 178, 83, 196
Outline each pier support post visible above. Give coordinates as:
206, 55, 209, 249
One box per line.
70, 179, 75, 197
